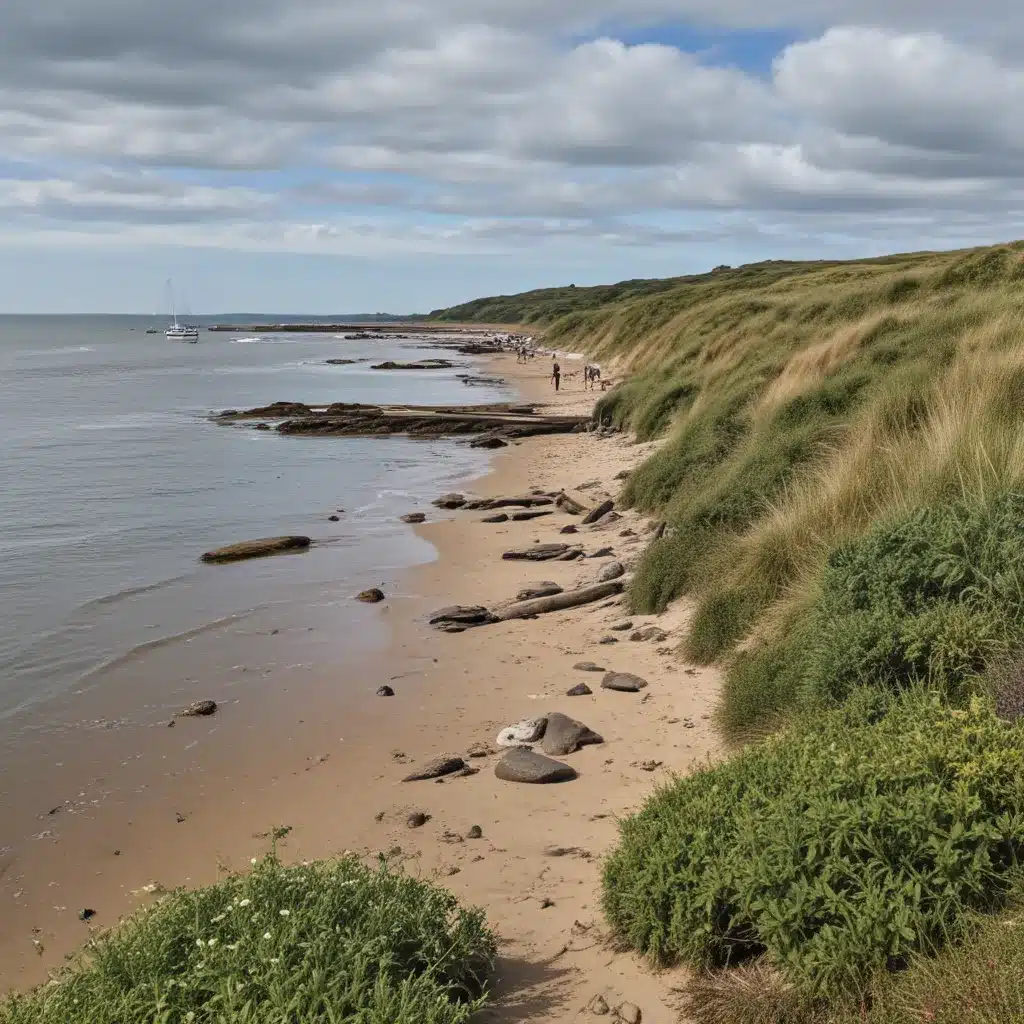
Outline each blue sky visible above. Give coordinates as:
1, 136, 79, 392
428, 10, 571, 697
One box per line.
1, 1, 1023, 313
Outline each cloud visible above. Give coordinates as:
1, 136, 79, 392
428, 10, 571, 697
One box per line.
1, 0, 1024, 263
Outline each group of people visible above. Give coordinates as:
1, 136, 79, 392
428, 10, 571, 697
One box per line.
547, 357, 602, 392
515, 345, 535, 363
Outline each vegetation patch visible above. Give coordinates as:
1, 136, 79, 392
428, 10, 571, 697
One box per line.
602, 690, 1024, 1000
0, 855, 495, 1024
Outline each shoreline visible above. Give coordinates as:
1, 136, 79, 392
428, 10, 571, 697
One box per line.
1, 354, 721, 1022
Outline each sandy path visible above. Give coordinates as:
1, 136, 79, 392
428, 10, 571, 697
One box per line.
1, 354, 721, 1022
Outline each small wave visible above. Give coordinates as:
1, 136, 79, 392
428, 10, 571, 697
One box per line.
229, 337, 264, 344
78, 575, 192, 613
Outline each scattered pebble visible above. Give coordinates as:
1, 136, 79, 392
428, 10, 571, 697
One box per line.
406, 812, 430, 829
376, 685, 395, 697
78, 908, 96, 922
467, 825, 483, 840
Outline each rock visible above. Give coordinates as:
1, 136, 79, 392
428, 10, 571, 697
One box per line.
619, 528, 636, 538
470, 436, 509, 449
439, 830, 464, 844
78, 908, 96, 922
615, 469, 632, 481
598, 561, 625, 583
401, 512, 426, 524
560, 525, 578, 535
178, 700, 217, 717
541, 713, 603, 756
407, 811, 430, 828
432, 493, 466, 509
630, 626, 668, 642
602, 672, 649, 693
254, 422, 271, 431
372, 359, 455, 370
567, 683, 593, 696
201, 536, 311, 564
573, 662, 606, 673
428, 606, 496, 629
610, 620, 634, 632
482, 513, 510, 523
593, 511, 623, 527
582, 499, 615, 525
517, 582, 563, 601
376, 685, 395, 697
325, 358, 360, 365
615, 1004, 641, 1024
540, 897, 555, 909
496, 718, 547, 747
599, 636, 619, 645
467, 825, 483, 840
495, 749, 577, 784
590, 994, 610, 1015
588, 546, 615, 558
511, 510, 554, 522
502, 544, 569, 561
466, 742, 495, 758
402, 756, 467, 782
328, 515, 340, 522
357, 588, 385, 603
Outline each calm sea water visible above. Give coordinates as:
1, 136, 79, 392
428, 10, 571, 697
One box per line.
0, 316, 506, 725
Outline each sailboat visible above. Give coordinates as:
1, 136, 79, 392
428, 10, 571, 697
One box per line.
164, 280, 199, 342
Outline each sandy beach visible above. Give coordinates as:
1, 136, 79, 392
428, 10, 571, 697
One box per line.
1, 352, 721, 1022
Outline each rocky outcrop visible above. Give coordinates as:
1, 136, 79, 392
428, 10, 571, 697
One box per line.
601, 672, 649, 693
540, 713, 603, 756
370, 359, 455, 370
200, 536, 311, 564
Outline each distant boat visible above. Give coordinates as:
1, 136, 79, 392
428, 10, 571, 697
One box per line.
164, 279, 199, 342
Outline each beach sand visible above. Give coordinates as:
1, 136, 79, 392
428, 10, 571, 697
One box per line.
0, 353, 721, 1021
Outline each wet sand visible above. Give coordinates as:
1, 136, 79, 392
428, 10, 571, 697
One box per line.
0, 354, 722, 1022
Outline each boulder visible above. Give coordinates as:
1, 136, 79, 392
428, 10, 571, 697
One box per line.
588, 547, 615, 558
201, 536, 311, 564
495, 748, 577, 784
400, 512, 426, 524
511, 510, 554, 522
496, 717, 548, 748
467, 825, 483, 839
630, 626, 668, 642
560, 525, 579, 535
357, 588, 385, 603
573, 662, 606, 673
178, 700, 217, 717
541, 713, 603, 756
481, 513, 510, 523
601, 672, 649, 693
582, 499, 615, 525
598, 561, 625, 583
432, 493, 467, 509
371, 359, 455, 370
470, 436, 509, 449
567, 683, 593, 697
402, 756, 467, 782
502, 544, 569, 562
376, 685, 395, 697
610, 620, 634, 632
599, 636, 619, 645
428, 606, 496, 629
407, 811, 430, 828
517, 582, 563, 601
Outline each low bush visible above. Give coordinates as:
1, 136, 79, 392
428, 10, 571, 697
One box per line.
602, 690, 1024, 1000
0, 854, 495, 1024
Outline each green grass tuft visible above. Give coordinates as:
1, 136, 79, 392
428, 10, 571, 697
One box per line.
0, 854, 495, 1024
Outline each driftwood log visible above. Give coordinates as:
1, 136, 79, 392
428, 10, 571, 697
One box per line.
496, 579, 626, 621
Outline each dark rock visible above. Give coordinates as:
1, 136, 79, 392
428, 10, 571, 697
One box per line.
407, 811, 430, 828
511, 509, 554, 522
357, 588, 385, 603
178, 699, 217, 717
402, 756, 467, 781
401, 512, 427, 524
254, 422, 271, 430
541, 713, 603, 756
372, 359, 455, 370
201, 536, 311, 564
433, 493, 466, 509
328, 515, 341, 522
610, 620, 634, 632
502, 544, 569, 562
588, 547, 615, 558
325, 358, 360, 365
540, 897, 555, 909
470, 436, 509, 449
495, 748, 577, 784
556, 548, 585, 561
594, 511, 623, 527
567, 683, 593, 696
516, 582, 563, 601
560, 525, 579, 535
429, 605, 496, 629
615, 469, 632, 481
598, 561, 625, 583
176, 812, 186, 823
467, 825, 483, 839
482, 513, 510, 523
601, 672, 649, 693
78, 908, 96, 922
582, 499, 615, 525
573, 662, 606, 673
376, 685, 395, 697
599, 636, 619, 645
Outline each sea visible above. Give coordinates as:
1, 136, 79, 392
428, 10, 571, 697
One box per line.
0, 316, 507, 730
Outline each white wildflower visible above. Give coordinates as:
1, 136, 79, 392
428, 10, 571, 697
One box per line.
279, 909, 290, 917
251, 858, 258, 865
196, 939, 204, 948
239, 898, 251, 907
208, 938, 218, 948
263, 931, 272, 940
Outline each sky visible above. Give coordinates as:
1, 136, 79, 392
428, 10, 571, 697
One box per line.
2, 1, 1024, 313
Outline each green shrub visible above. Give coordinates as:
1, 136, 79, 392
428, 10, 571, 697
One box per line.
0, 855, 495, 1024
602, 690, 1024, 999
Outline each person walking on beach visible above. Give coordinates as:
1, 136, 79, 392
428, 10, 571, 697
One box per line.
551, 359, 561, 392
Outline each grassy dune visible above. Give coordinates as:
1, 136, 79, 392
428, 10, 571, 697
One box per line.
433, 240, 1024, 1022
